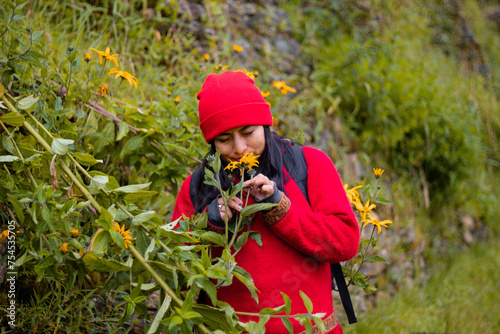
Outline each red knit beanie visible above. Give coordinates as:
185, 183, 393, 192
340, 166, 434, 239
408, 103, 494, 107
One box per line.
197, 71, 272, 143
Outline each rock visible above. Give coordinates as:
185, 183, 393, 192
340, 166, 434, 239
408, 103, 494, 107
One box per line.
146, 290, 161, 309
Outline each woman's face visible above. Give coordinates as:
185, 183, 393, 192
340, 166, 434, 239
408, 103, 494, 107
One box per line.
213, 125, 266, 163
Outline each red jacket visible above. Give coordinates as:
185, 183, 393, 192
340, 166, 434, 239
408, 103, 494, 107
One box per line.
173, 146, 359, 333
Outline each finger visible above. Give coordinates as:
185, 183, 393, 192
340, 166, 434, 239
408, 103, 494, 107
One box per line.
221, 209, 233, 221
228, 197, 243, 212
260, 184, 274, 196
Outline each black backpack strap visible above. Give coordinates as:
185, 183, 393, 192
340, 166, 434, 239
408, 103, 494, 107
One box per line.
282, 145, 309, 203
284, 145, 357, 324
331, 263, 357, 324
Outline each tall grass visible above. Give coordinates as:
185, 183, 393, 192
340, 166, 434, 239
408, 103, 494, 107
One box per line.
345, 240, 500, 333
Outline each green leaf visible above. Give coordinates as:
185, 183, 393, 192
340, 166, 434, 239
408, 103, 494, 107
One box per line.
181, 290, 194, 315
0, 155, 20, 162
281, 317, 294, 334
299, 291, 313, 313
89, 175, 109, 194
91, 230, 111, 252
17, 95, 39, 110
120, 136, 144, 158
364, 255, 389, 264
281, 292, 292, 315
51, 138, 74, 155
199, 231, 226, 247
132, 210, 159, 224
197, 278, 217, 306
259, 304, 287, 315
124, 191, 157, 202
73, 152, 101, 166
312, 315, 326, 331
240, 202, 278, 217
118, 303, 135, 325
363, 283, 378, 294
374, 197, 392, 205
212, 150, 221, 173
234, 232, 249, 250
168, 315, 183, 331
96, 208, 113, 230
83, 252, 129, 272
147, 295, 172, 334
233, 266, 259, 303
117, 122, 129, 141
111, 182, 152, 193
193, 304, 237, 332
0, 113, 25, 126
249, 231, 262, 247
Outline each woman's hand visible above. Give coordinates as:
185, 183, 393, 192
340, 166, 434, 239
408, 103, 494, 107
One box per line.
218, 196, 243, 222
243, 173, 275, 201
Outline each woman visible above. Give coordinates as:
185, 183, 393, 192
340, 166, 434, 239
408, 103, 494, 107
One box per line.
173, 71, 359, 333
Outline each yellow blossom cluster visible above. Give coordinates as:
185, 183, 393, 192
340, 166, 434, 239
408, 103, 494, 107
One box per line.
214, 63, 229, 72
97, 84, 109, 96
225, 152, 260, 172
89, 47, 138, 89
89, 47, 119, 67
344, 168, 392, 234
272, 80, 296, 95
233, 44, 244, 52
237, 69, 259, 81
0, 230, 9, 243
112, 222, 133, 249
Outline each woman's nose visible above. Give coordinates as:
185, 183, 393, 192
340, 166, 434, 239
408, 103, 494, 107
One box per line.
233, 135, 247, 155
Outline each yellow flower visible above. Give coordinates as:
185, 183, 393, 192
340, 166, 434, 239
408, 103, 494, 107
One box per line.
237, 69, 256, 80
373, 168, 384, 178
272, 116, 279, 127
71, 228, 79, 238
203, 53, 210, 61
224, 160, 240, 172
89, 47, 119, 67
60, 242, 68, 254
97, 84, 109, 96
84, 52, 91, 62
0, 230, 9, 243
363, 217, 392, 234
111, 222, 133, 249
108, 68, 138, 88
261, 91, 270, 98
174, 96, 180, 104
214, 63, 229, 71
344, 184, 363, 204
224, 152, 260, 172
355, 199, 376, 216
272, 80, 296, 95
233, 44, 244, 52
240, 152, 260, 170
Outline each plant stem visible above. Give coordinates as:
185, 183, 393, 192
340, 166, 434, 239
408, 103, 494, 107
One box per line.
128, 244, 211, 334
0, 120, 38, 188
228, 170, 245, 250
348, 226, 376, 286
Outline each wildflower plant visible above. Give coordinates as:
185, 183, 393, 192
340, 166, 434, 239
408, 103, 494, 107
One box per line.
342, 168, 393, 294
197, 150, 328, 332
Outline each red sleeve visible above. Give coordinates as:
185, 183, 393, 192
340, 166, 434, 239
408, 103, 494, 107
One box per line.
172, 175, 195, 221
269, 146, 360, 263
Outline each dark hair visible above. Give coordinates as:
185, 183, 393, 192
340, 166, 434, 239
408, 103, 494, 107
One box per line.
193, 126, 299, 213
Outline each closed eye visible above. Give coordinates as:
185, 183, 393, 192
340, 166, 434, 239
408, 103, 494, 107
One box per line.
215, 137, 229, 143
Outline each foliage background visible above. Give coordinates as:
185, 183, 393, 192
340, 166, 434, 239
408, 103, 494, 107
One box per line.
0, 0, 499, 333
